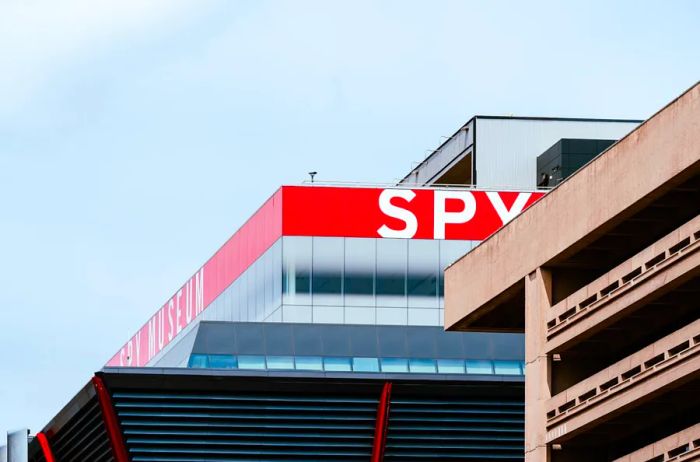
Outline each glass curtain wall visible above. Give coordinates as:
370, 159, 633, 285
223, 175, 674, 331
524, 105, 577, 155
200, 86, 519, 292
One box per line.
203, 236, 476, 326
281, 237, 475, 326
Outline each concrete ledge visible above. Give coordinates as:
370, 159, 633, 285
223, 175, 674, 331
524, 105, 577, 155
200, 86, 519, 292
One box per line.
546, 214, 700, 346
547, 318, 700, 427
613, 422, 700, 462
545, 241, 700, 353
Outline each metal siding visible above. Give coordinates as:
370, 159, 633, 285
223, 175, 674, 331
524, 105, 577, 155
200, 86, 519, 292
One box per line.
474, 118, 640, 190
399, 121, 474, 185
148, 321, 201, 368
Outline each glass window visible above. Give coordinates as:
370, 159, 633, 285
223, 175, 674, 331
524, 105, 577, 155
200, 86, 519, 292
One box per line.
208, 354, 238, 369
238, 355, 266, 370
437, 359, 465, 374
408, 239, 439, 308
295, 356, 323, 371
353, 357, 380, 372
466, 359, 494, 375
264, 249, 274, 318
249, 261, 258, 320
239, 271, 249, 321
376, 239, 407, 307
381, 357, 409, 373
231, 278, 241, 321
409, 358, 436, 373
282, 237, 312, 305
344, 238, 375, 307
271, 239, 283, 311
324, 357, 352, 372
188, 354, 209, 368
494, 360, 523, 375
312, 237, 343, 306
267, 356, 295, 370
253, 254, 264, 320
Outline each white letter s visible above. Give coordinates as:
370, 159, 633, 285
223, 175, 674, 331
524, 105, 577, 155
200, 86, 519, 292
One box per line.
377, 189, 417, 238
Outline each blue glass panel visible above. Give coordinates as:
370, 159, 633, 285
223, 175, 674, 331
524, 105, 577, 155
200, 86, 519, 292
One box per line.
266, 356, 295, 370
238, 355, 266, 370
466, 359, 494, 374
295, 356, 323, 371
436, 359, 465, 374
353, 357, 380, 372
409, 358, 436, 373
380, 357, 409, 373
208, 354, 238, 369
188, 354, 209, 368
323, 357, 352, 372
494, 360, 523, 375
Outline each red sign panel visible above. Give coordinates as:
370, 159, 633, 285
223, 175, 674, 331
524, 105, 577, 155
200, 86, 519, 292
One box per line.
107, 186, 543, 367
282, 186, 542, 240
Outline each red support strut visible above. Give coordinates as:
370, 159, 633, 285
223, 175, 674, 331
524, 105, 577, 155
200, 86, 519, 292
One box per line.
92, 375, 130, 462
371, 381, 393, 462
36, 432, 56, 462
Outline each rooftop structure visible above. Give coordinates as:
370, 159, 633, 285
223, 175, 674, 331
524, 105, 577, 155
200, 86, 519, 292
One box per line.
400, 116, 640, 189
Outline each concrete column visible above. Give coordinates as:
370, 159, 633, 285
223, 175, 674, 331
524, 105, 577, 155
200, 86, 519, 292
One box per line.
6, 430, 28, 462
524, 268, 552, 462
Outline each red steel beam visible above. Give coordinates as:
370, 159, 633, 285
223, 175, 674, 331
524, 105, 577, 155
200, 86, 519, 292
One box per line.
371, 381, 393, 462
92, 375, 130, 462
36, 432, 56, 462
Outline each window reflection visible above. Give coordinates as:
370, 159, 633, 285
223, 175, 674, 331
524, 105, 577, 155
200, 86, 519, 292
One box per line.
266, 356, 295, 370
408, 240, 439, 308
208, 354, 238, 369
205, 236, 480, 326
437, 359, 465, 374
238, 355, 266, 370
295, 356, 323, 371
466, 359, 494, 374
283, 237, 312, 305
376, 239, 407, 307
312, 238, 343, 306
409, 358, 437, 373
380, 357, 409, 373
352, 357, 380, 372
344, 238, 375, 307
324, 357, 352, 372
188, 354, 524, 376
494, 360, 523, 375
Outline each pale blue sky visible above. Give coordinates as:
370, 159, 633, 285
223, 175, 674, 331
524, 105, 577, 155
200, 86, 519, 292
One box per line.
1, 0, 699, 441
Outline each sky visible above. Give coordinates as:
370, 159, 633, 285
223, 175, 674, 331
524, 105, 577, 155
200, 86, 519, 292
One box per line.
1, 0, 699, 443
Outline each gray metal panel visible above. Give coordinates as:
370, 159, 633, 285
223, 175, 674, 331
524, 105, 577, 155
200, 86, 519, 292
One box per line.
6, 430, 27, 462
474, 118, 640, 190
191, 321, 524, 360
147, 319, 201, 367
399, 120, 474, 185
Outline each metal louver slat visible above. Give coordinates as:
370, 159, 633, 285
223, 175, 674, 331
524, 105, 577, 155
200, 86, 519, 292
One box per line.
385, 394, 524, 461
113, 389, 378, 462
